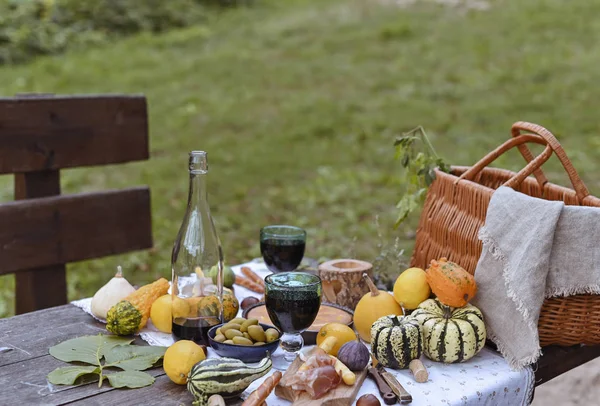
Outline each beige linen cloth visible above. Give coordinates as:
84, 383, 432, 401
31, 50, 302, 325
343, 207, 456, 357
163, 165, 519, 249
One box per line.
472, 186, 600, 370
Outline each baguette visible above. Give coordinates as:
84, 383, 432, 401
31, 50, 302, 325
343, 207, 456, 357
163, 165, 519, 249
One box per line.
242, 371, 281, 406
235, 275, 265, 293
241, 266, 265, 287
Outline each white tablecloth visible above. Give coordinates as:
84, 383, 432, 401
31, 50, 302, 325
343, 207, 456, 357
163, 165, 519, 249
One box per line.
72, 261, 534, 405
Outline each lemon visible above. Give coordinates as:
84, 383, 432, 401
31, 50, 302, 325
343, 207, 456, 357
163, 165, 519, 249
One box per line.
172, 297, 191, 318
393, 267, 431, 310
163, 340, 206, 385
316, 323, 357, 356
150, 295, 192, 333
150, 295, 173, 333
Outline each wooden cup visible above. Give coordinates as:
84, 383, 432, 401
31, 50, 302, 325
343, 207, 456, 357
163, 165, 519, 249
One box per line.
318, 259, 373, 310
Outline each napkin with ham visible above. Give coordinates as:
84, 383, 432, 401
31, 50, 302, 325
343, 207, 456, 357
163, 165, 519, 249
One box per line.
280, 348, 342, 399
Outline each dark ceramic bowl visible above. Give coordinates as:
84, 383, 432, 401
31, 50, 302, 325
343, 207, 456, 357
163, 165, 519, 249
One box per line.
208, 323, 281, 363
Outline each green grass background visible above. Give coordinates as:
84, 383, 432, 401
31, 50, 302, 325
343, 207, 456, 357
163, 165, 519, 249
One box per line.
1, 0, 599, 317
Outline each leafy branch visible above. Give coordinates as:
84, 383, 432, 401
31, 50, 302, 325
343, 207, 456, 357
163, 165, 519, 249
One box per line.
47, 334, 167, 389
394, 126, 449, 227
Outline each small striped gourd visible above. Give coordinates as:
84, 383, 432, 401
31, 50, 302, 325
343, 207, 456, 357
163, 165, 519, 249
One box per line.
371, 315, 423, 369
411, 298, 486, 363
106, 278, 169, 335
187, 356, 272, 404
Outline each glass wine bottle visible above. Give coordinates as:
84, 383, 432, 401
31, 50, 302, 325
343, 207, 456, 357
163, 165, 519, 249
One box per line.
171, 151, 224, 345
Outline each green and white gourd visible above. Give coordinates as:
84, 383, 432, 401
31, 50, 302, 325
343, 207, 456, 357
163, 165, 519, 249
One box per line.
371, 315, 423, 369
187, 356, 272, 405
411, 298, 486, 363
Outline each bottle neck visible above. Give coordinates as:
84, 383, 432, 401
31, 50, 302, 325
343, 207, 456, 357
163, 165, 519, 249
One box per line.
187, 172, 208, 209
187, 151, 209, 210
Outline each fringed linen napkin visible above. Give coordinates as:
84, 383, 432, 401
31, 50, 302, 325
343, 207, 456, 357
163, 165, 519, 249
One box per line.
472, 186, 600, 369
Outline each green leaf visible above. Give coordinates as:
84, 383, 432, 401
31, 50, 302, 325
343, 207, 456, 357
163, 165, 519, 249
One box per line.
47, 365, 99, 385
401, 154, 410, 167
49, 335, 134, 365
105, 370, 155, 388
424, 169, 435, 185
394, 125, 447, 227
104, 345, 167, 371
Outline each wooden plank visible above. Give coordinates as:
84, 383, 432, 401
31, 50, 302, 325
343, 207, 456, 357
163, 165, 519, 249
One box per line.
0, 95, 148, 174
63, 374, 195, 406
0, 304, 176, 405
0, 354, 167, 405
0, 305, 90, 338
0, 305, 105, 367
0, 305, 150, 367
14, 169, 61, 198
13, 169, 66, 313
0, 321, 106, 368
535, 345, 600, 386
16, 265, 67, 314
0, 187, 153, 275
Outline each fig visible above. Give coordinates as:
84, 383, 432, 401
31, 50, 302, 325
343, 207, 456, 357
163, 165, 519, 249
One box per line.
240, 296, 260, 311
337, 340, 370, 371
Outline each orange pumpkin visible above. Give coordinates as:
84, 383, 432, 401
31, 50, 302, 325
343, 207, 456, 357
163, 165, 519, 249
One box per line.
425, 258, 477, 307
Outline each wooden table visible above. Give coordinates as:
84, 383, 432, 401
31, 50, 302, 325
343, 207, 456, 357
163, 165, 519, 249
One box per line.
0, 305, 193, 405
3, 297, 600, 405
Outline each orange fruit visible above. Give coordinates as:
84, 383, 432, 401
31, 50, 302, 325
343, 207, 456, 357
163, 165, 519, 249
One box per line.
316, 323, 357, 356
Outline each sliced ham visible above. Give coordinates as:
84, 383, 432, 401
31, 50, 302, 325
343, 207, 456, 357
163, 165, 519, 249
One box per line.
281, 348, 342, 399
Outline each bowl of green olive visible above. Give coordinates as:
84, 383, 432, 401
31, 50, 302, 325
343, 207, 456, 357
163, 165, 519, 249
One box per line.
208, 317, 281, 362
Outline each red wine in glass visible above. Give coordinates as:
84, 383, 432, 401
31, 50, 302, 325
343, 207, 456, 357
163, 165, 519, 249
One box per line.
260, 225, 306, 273
265, 272, 322, 370
172, 317, 219, 345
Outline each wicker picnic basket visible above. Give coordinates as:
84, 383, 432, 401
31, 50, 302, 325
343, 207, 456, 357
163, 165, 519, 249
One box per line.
410, 121, 600, 347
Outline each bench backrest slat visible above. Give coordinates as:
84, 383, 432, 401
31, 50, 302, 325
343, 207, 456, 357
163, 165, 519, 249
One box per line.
0, 95, 149, 174
0, 188, 152, 275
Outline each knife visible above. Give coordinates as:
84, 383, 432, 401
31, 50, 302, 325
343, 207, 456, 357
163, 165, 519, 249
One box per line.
377, 364, 412, 404
367, 366, 397, 405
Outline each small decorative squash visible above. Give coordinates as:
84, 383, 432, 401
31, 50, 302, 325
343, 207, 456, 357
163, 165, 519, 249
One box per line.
91, 266, 135, 320
411, 298, 486, 363
353, 274, 403, 343
199, 289, 239, 322
187, 356, 272, 404
425, 258, 477, 307
337, 339, 370, 371
371, 315, 423, 369
106, 278, 170, 335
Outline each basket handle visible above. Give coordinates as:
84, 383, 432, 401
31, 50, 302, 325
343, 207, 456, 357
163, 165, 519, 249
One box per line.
505, 122, 591, 202
457, 134, 550, 189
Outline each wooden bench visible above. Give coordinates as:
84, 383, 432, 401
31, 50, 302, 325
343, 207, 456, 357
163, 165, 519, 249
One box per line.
0, 94, 153, 314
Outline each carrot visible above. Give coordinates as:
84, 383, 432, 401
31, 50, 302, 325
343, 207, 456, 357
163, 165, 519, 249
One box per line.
235, 275, 265, 293
242, 371, 282, 406
241, 266, 266, 287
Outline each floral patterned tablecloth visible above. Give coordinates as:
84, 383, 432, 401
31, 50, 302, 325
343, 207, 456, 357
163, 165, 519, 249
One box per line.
72, 260, 535, 406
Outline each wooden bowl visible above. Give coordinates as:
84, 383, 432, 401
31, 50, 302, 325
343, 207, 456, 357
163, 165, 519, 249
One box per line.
242, 302, 354, 345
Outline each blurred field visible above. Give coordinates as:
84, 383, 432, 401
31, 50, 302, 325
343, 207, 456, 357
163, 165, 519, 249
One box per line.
1, 0, 599, 327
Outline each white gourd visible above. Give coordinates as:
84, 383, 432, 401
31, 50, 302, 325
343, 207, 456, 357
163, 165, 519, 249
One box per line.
91, 266, 136, 319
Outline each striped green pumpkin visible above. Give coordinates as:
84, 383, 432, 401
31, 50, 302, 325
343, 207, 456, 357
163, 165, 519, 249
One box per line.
371, 315, 423, 369
411, 298, 486, 363
187, 356, 272, 404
